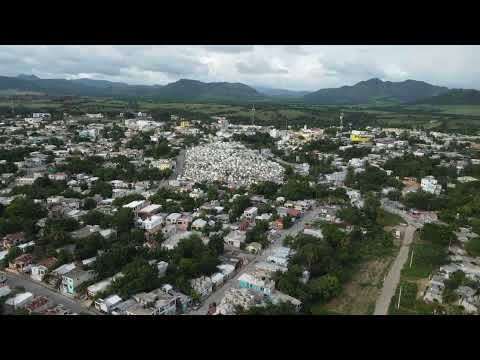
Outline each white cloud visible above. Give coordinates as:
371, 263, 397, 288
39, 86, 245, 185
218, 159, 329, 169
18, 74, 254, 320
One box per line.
0, 45, 479, 91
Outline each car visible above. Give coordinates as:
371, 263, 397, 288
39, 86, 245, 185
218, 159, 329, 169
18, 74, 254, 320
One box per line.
0, 273, 6, 284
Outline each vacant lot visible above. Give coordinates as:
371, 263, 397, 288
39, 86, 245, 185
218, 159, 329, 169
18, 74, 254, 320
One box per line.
324, 257, 394, 315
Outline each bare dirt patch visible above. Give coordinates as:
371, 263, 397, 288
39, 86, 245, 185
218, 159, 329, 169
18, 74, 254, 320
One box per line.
324, 257, 394, 315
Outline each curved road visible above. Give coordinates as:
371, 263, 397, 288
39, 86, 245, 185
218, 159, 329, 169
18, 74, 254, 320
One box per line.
374, 224, 416, 315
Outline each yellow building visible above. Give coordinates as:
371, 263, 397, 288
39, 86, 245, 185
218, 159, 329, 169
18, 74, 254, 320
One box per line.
350, 131, 373, 143
350, 133, 372, 143
180, 120, 190, 128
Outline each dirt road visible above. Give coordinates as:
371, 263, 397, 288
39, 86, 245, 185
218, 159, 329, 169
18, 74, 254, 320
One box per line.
373, 225, 416, 315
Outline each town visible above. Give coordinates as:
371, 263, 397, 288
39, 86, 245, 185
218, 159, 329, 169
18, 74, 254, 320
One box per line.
1, 109, 480, 316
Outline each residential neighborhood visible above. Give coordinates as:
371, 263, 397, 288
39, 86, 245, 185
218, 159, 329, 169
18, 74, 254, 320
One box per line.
1, 106, 480, 316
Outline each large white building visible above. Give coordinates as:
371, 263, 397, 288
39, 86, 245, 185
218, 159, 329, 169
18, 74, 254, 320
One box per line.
421, 176, 442, 195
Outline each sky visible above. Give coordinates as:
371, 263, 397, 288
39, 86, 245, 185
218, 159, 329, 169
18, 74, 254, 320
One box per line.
0, 45, 479, 92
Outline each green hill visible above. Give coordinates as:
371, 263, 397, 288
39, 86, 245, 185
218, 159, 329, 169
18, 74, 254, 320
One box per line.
302, 78, 449, 105
409, 89, 480, 105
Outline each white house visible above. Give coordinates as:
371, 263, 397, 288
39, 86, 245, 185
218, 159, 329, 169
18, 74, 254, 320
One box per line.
421, 176, 442, 195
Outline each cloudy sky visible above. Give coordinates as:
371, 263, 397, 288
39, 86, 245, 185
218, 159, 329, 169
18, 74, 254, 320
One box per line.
0, 45, 479, 91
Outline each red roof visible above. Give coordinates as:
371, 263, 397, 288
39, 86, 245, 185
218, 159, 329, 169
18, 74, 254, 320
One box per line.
287, 208, 301, 217
3, 232, 26, 242
24, 296, 50, 312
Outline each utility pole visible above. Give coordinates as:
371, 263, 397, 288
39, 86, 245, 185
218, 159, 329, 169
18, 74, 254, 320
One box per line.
409, 247, 414, 268
397, 285, 402, 309
251, 105, 255, 126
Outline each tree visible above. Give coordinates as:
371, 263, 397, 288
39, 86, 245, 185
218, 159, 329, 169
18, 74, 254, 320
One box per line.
466, 237, 480, 257
82, 197, 97, 210
421, 223, 455, 247
306, 274, 342, 303
110, 258, 161, 298
113, 208, 134, 233
239, 301, 298, 315
208, 233, 225, 256
345, 166, 355, 187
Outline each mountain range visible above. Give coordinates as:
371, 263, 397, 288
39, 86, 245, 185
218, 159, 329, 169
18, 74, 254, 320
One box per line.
0, 74, 478, 105
302, 78, 450, 104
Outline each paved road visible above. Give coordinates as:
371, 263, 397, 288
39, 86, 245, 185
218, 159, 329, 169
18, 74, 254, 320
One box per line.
374, 224, 417, 315
2, 271, 97, 315
188, 205, 322, 315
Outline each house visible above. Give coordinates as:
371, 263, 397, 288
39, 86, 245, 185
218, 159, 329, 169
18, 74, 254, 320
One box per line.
217, 264, 236, 280
137, 214, 164, 231
423, 275, 445, 303
61, 269, 95, 297
2, 232, 26, 249
70, 225, 100, 240
210, 272, 225, 290
192, 218, 207, 231
421, 176, 442, 195
157, 261, 169, 278
95, 294, 123, 314
161, 231, 199, 250
274, 218, 284, 230
0, 285, 12, 299
246, 242, 263, 254
238, 271, 275, 296
243, 207, 258, 221
287, 208, 301, 218
110, 299, 138, 315
4, 292, 34, 313
125, 302, 156, 315
238, 219, 250, 231
132, 288, 178, 315
166, 213, 182, 225
190, 276, 213, 300
254, 260, 288, 275
9, 253, 33, 273
87, 272, 124, 298
217, 287, 264, 315
31, 257, 57, 282
271, 290, 302, 311
122, 200, 148, 216
138, 204, 162, 219
176, 214, 192, 231
303, 228, 324, 239
224, 230, 246, 248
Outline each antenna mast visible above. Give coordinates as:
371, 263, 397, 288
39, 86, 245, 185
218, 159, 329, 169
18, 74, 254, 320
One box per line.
251, 105, 255, 126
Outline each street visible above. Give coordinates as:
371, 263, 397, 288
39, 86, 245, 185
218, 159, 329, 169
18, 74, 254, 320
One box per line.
188, 205, 322, 315
2, 271, 97, 315
374, 224, 417, 315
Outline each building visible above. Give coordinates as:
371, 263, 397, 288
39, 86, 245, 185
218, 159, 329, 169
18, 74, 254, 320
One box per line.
31, 257, 57, 282
137, 214, 164, 231
2, 232, 26, 249
4, 292, 34, 313
190, 276, 213, 300
421, 176, 442, 195
192, 218, 207, 231
87, 272, 124, 298
243, 207, 258, 221
61, 269, 95, 297
9, 253, 33, 272
246, 242, 263, 254
95, 294, 123, 314
224, 230, 246, 248
238, 270, 275, 296
123, 200, 148, 216
350, 130, 373, 143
